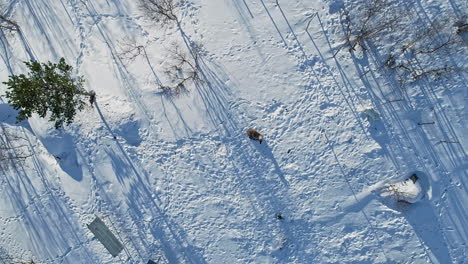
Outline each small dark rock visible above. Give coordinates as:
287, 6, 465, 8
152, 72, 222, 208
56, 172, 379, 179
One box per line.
409, 174, 419, 183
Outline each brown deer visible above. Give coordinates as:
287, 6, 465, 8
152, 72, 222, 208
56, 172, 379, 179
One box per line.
247, 129, 263, 144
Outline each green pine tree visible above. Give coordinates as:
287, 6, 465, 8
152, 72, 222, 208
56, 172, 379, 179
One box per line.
3, 58, 91, 128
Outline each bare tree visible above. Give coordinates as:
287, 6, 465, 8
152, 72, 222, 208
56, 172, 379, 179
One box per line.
339, 0, 467, 86
118, 42, 147, 64
160, 43, 201, 96
0, 14, 19, 31
0, 3, 19, 31
339, 0, 402, 52
117, 39, 203, 97
0, 127, 32, 170
382, 18, 468, 83
139, 0, 179, 25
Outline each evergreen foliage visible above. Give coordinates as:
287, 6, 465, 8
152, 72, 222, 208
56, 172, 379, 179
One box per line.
3, 58, 88, 128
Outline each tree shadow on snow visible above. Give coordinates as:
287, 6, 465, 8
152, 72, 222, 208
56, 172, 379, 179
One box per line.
0, 124, 97, 262
0, 102, 84, 181
403, 172, 453, 264
38, 129, 84, 182
251, 140, 289, 186
0, 103, 30, 128
95, 102, 207, 263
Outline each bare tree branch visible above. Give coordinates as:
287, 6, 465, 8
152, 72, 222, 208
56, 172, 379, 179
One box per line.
139, 0, 179, 25
0, 127, 32, 169
160, 43, 201, 96
0, 6, 20, 31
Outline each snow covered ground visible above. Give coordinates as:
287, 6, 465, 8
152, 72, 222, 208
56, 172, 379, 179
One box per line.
0, 0, 467, 263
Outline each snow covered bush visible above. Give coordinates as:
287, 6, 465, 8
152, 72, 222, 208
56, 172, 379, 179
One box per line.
381, 174, 423, 205
3, 58, 92, 128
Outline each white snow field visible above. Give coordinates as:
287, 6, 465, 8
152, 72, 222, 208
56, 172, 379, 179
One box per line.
0, 0, 467, 263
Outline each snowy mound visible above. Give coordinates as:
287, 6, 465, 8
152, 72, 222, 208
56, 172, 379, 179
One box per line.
382, 174, 423, 204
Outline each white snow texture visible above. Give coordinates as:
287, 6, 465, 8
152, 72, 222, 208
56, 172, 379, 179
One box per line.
0, 0, 467, 263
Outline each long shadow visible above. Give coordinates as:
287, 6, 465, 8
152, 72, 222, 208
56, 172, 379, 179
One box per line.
193, 54, 387, 260
340, 5, 468, 260
360, 17, 466, 171
365, 117, 403, 169
306, 13, 369, 137
0, 103, 28, 128
126, 181, 207, 264
368, 46, 457, 184
251, 141, 288, 186
231, 0, 254, 19
365, 71, 447, 173
355, 36, 453, 172
403, 171, 453, 263
195, 60, 239, 136
259, 0, 287, 46
0, 124, 97, 263
322, 130, 389, 262
405, 200, 453, 264
137, 44, 194, 139
242, 0, 255, 18
37, 129, 84, 181
446, 0, 467, 19
275, 1, 308, 56
250, 9, 358, 147
176, 31, 299, 259
82, 1, 155, 126
1, 99, 83, 184
24, 132, 97, 262
59, 0, 74, 25
23, 0, 58, 58
0, 30, 15, 74
95, 102, 147, 182
15, 29, 37, 61
74, 148, 146, 263
95, 102, 207, 263
0, 3, 37, 61
0, 29, 92, 261
402, 0, 467, 159
377, 170, 454, 263
230, 0, 268, 61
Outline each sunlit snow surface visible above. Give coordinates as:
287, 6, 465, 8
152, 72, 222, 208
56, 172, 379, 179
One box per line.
0, 0, 467, 263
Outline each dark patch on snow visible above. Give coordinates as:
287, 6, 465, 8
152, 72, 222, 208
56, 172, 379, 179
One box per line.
116, 119, 142, 147
402, 172, 451, 264
328, 0, 344, 14
252, 140, 289, 186
276, 213, 283, 220
0, 103, 28, 127
40, 130, 83, 181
